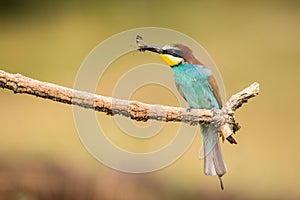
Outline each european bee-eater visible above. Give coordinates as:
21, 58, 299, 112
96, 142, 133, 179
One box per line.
137, 36, 236, 190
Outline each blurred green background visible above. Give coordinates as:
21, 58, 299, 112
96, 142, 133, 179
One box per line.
1, 0, 300, 199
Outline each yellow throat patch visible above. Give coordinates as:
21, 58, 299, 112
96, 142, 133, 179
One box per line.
160, 54, 183, 67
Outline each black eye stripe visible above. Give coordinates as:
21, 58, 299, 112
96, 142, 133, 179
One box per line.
163, 49, 184, 58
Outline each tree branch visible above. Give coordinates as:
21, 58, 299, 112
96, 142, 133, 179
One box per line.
0, 69, 259, 135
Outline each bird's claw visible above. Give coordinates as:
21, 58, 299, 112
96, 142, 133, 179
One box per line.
190, 121, 199, 126
186, 107, 192, 112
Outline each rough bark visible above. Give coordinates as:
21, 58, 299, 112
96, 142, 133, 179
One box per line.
0, 69, 259, 134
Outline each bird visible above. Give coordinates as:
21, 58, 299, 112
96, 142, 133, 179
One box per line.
136, 36, 237, 190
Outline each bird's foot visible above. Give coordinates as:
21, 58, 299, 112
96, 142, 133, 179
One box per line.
186, 107, 192, 112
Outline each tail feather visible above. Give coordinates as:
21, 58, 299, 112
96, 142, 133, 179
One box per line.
200, 124, 227, 189
203, 138, 227, 176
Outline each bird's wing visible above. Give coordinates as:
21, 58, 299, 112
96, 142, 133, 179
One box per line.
174, 64, 221, 109
208, 76, 223, 108
199, 123, 219, 159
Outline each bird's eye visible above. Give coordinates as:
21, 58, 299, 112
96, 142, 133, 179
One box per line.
168, 49, 175, 54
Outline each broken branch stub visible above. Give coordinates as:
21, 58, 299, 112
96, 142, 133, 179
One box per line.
0, 69, 259, 136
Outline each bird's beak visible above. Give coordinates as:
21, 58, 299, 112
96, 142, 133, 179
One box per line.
137, 44, 163, 54
136, 35, 163, 54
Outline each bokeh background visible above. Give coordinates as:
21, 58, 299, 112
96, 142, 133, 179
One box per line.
1, 0, 299, 199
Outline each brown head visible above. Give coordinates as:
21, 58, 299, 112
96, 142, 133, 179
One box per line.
138, 42, 203, 67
